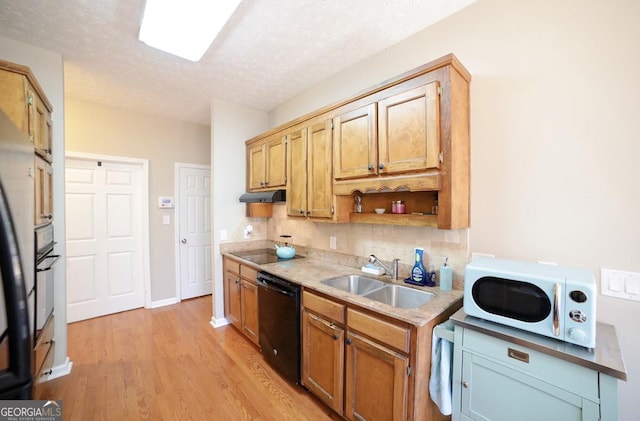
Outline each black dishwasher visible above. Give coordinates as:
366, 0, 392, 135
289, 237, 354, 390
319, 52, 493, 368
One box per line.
257, 271, 301, 384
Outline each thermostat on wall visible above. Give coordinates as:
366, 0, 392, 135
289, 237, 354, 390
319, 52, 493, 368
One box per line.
158, 196, 174, 208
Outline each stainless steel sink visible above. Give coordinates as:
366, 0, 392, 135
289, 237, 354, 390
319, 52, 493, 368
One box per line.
362, 284, 435, 309
321, 275, 386, 295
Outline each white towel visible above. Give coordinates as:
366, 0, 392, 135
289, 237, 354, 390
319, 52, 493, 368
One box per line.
429, 321, 454, 416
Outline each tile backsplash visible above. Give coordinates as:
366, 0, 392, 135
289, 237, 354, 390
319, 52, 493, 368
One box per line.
233, 203, 469, 289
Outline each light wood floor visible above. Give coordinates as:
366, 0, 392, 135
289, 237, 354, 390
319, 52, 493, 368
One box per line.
36, 296, 341, 420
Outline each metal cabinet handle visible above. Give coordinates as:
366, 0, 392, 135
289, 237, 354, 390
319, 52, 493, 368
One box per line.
367, 164, 373, 171
463, 381, 469, 388
181, 238, 187, 244
379, 163, 384, 170
333, 334, 339, 340
346, 338, 352, 345
553, 283, 560, 336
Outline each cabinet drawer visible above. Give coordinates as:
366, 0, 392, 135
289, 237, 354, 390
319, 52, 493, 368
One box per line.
462, 329, 598, 401
303, 291, 345, 324
34, 315, 55, 375
347, 308, 409, 353
224, 257, 240, 275
240, 264, 257, 282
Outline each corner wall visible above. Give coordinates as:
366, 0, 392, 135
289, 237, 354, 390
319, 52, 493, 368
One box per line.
268, 0, 640, 417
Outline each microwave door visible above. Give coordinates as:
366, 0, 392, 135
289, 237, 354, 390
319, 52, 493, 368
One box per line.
0, 180, 32, 398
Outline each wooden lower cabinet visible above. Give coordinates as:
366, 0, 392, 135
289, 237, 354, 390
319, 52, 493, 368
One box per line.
302, 289, 459, 421
302, 308, 345, 414
223, 257, 259, 345
345, 331, 409, 421
240, 279, 259, 344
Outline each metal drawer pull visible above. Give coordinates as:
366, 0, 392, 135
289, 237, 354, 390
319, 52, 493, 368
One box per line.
462, 381, 469, 388
508, 348, 530, 363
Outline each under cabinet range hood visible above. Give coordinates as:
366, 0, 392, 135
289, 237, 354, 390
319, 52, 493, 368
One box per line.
239, 190, 286, 203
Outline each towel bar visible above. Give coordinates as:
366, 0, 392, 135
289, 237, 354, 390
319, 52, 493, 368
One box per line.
434, 321, 455, 343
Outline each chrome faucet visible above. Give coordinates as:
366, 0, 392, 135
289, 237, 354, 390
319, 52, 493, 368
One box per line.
368, 255, 400, 280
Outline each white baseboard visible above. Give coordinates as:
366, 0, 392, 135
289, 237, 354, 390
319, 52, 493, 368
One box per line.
149, 297, 179, 308
40, 357, 73, 382
210, 316, 230, 328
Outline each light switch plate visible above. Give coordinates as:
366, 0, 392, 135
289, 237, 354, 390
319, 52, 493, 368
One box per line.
601, 268, 640, 302
329, 236, 337, 250
220, 229, 228, 241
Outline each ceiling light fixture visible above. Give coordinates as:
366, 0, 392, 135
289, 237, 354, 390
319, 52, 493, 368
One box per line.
139, 0, 242, 62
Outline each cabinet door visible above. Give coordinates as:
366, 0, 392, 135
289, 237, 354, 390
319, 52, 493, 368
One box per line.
307, 119, 333, 218
266, 135, 286, 188
286, 128, 308, 217
0, 70, 29, 134
345, 331, 409, 421
460, 351, 600, 421
302, 309, 344, 415
378, 82, 441, 175
333, 103, 377, 180
224, 271, 242, 329
241, 280, 259, 345
27, 84, 51, 159
34, 155, 52, 225
248, 143, 266, 190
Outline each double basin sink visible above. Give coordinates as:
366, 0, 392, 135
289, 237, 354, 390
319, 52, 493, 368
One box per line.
320, 275, 434, 309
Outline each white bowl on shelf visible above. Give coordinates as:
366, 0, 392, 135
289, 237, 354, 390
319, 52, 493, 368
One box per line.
374, 208, 385, 214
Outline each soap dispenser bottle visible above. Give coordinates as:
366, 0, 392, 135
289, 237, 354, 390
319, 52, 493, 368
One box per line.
439, 257, 452, 291
410, 247, 427, 285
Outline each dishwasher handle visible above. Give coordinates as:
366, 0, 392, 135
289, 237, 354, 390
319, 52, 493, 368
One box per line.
257, 277, 296, 297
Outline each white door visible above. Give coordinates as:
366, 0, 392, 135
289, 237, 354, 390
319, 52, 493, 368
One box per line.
177, 165, 212, 300
65, 156, 146, 322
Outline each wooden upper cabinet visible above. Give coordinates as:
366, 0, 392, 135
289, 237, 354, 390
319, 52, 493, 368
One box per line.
286, 118, 334, 219
248, 134, 286, 190
0, 59, 53, 162
286, 128, 307, 216
333, 103, 377, 180
378, 82, 440, 174
334, 82, 441, 181
306, 119, 333, 218
27, 82, 53, 161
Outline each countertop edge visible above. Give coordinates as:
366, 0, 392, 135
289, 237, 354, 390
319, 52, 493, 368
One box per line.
450, 309, 627, 381
222, 250, 464, 328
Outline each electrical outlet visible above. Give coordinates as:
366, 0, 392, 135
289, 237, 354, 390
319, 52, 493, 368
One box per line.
471, 252, 495, 261
220, 229, 228, 241
329, 236, 336, 250
601, 268, 640, 302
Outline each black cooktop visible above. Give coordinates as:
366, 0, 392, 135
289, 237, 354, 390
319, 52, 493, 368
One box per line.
229, 248, 304, 265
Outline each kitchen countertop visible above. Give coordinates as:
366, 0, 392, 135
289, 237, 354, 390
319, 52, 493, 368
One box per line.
450, 308, 627, 381
222, 247, 463, 328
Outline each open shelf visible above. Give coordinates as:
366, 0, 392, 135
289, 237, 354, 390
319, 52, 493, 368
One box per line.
349, 212, 438, 227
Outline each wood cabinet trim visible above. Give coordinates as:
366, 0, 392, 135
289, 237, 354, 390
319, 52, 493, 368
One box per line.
347, 308, 410, 354
245, 53, 468, 146
0, 59, 53, 112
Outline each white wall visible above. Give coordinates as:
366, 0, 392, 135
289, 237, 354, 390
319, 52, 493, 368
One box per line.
268, 0, 640, 417
210, 99, 268, 322
0, 35, 68, 371
64, 98, 210, 302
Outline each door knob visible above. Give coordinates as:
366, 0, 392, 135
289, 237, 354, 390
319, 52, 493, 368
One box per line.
181, 238, 187, 244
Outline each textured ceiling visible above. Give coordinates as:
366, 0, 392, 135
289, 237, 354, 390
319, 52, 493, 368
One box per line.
0, 0, 476, 125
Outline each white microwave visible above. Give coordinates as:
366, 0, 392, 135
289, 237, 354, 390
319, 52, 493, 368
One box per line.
464, 258, 596, 348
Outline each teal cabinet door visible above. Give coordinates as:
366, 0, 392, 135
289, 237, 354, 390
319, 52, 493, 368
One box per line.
460, 351, 599, 421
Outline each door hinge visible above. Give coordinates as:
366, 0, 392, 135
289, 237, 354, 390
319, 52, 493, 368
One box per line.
331, 120, 334, 129
438, 151, 444, 163
437, 86, 443, 96
330, 206, 334, 214
27, 95, 33, 105
407, 365, 412, 376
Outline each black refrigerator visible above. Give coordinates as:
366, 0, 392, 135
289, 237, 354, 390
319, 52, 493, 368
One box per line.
0, 110, 34, 399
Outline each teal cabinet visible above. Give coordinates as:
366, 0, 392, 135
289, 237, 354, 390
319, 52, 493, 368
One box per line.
452, 326, 619, 421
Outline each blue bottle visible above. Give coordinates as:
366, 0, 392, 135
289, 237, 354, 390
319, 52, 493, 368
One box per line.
410, 247, 427, 286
